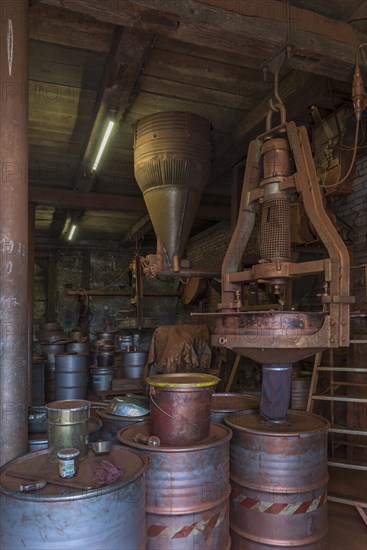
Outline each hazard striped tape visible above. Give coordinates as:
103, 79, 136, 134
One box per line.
147, 507, 227, 539
232, 492, 327, 515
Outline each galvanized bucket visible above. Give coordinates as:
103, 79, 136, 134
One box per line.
46, 400, 90, 462
90, 367, 115, 392
147, 373, 219, 445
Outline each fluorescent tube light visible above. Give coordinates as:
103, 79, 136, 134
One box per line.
68, 224, 77, 241
92, 119, 115, 171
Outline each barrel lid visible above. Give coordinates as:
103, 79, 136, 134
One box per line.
118, 420, 232, 452
211, 393, 260, 412
225, 410, 330, 435
46, 400, 90, 412
28, 433, 48, 444
0, 447, 149, 501
97, 409, 148, 422
146, 373, 219, 388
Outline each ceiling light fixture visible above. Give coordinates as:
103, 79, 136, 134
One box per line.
68, 224, 77, 241
92, 119, 115, 172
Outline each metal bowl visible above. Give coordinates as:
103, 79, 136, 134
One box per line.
89, 440, 112, 455
107, 396, 149, 417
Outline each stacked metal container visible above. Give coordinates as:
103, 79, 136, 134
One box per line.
118, 373, 232, 549
55, 353, 89, 400
40, 342, 67, 402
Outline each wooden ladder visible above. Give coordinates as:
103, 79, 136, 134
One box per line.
306, 345, 367, 525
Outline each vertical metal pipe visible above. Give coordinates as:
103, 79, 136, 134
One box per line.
0, 0, 29, 466
28, 204, 36, 406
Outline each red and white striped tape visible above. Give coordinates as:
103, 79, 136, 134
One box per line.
233, 492, 327, 515
147, 507, 227, 539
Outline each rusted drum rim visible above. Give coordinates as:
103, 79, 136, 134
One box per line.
118, 420, 232, 452
225, 410, 330, 436
0, 446, 150, 502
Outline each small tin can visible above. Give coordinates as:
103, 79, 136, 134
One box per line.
57, 448, 80, 479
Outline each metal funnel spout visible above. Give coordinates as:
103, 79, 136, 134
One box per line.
134, 111, 212, 266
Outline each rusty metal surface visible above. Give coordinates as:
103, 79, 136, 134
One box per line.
0, 0, 29, 467
134, 111, 212, 267
147, 374, 218, 445
211, 393, 260, 424
213, 119, 351, 366
0, 447, 148, 549
226, 410, 329, 548
212, 311, 328, 364
118, 421, 231, 550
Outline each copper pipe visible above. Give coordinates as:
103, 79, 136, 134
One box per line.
0, 0, 29, 466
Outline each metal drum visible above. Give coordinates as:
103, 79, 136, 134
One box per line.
291, 372, 312, 410
119, 351, 148, 378
117, 334, 134, 350
31, 355, 45, 406
118, 421, 232, 550
55, 353, 88, 400
225, 410, 329, 549
46, 400, 90, 461
0, 447, 149, 550
41, 343, 66, 402
90, 367, 115, 392
67, 341, 90, 354
97, 350, 115, 367
147, 373, 219, 445
97, 409, 148, 443
211, 393, 260, 424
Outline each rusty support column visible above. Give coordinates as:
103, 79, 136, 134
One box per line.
0, 0, 29, 466
28, 204, 35, 406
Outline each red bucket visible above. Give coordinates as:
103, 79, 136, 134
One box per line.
147, 373, 219, 445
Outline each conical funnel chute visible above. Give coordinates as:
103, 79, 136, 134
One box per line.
134, 111, 212, 267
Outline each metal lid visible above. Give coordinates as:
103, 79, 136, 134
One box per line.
118, 420, 232, 452
57, 448, 80, 459
146, 373, 219, 388
211, 393, 260, 412
46, 400, 90, 412
1, 447, 150, 501
225, 410, 330, 436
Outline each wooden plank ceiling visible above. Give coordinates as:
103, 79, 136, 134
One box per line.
29, 0, 367, 248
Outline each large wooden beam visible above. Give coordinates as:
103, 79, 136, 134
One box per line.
39, 0, 364, 81
75, 26, 156, 192
29, 186, 230, 220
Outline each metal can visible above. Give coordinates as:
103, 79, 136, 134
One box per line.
57, 448, 80, 478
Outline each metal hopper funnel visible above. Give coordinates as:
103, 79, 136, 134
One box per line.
134, 112, 212, 269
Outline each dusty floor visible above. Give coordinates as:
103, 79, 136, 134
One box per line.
326, 467, 366, 550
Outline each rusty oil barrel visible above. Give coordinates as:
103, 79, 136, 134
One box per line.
147, 373, 219, 445
225, 410, 329, 549
0, 446, 149, 549
211, 393, 260, 424
118, 420, 231, 549
291, 372, 312, 410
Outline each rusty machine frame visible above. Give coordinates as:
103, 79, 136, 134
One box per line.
211, 104, 353, 364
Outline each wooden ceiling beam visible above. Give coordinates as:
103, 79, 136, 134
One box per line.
121, 214, 153, 244
39, 0, 365, 82
29, 186, 230, 220
74, 26, 156, 193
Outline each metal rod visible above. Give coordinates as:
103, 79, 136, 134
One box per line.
0, 0, 29, 467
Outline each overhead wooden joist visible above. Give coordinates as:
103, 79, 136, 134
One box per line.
29, 186, 230, 221
39, 0, 365, 81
